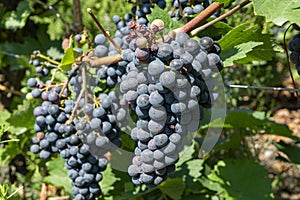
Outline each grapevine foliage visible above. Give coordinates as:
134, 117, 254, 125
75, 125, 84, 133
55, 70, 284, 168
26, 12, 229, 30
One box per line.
0, 0, 299, 199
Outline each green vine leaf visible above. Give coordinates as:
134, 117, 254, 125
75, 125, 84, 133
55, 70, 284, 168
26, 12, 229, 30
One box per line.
176, 141, 195, 167
218, 159, 273, 200
186, 159, 204, 179
7, 100, 35, 135
213, 0, 234, 7
252, 0, 300, 26
47, 47, 64, 60
44, 157, 72, 192
221, 41, 263, 66
60, 37, 75, 71
219, 23, 276, 66
210, 109, 297, 141
100, 164, 120, 195
147, 5, 183, 30
3, 1, 33, 30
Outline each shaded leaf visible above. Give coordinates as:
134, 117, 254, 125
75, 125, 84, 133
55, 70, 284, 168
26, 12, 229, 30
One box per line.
252, 0, 300, 26
159, 178, 185, 200
196, 19, 232, 39
0, 143, 21, 167
210, 110, 297, 141
212, 131, 244, 153
275, 142, 300, 164
218, 159, 273, 200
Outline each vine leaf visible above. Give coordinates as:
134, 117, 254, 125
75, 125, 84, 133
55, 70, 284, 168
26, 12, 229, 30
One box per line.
3, 1, 33, 30
213, 0, 233, 7
210, 109, 298, 141
176, 141, 195, 167
218, 23, 275, 66
274, 142, 300, 164
209, 159, 273, 200
47, 47, 64, 60
252, 0, 300, 26
221, 41, 263, 66
44, 157, 72, 191
186, 159, 203, 179
159, 178, 185, 200
60, 37, 75, 71
100, 164, 120, 195
195, 18, 232, 38
147, 5, 183, 30
7, 100, 35, 135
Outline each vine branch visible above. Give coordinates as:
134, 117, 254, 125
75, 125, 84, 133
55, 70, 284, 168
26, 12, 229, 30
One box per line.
73, 0, 83, 33
174, 2, 224, 33
87, 8, 123, 54
0, 83, 24, 96
86, 2, 224, 67
191, 0, 252, 36
88, 54, 123, 67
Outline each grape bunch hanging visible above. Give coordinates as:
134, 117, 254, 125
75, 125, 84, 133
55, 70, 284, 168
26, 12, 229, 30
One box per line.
27, 1, 224, 199
288, 23, 300, 75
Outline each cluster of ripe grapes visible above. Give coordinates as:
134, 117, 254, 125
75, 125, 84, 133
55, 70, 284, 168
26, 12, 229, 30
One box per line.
27, 0, 224, 199
169, 0, 214, 21
120, 22, 222, 187
288, 24, 300, 75
28, 61, 125, 199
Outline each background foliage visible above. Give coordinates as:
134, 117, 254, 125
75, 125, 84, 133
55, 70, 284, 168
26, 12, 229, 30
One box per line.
0, 0, 300, 199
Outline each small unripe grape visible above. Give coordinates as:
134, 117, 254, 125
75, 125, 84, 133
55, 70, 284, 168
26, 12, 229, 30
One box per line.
151, 19, 164, 32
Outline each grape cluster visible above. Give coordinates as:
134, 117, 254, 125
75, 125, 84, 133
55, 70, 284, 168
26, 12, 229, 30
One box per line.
28, 77, 70, 159
112, 0, 166, 29
27, 58, 127, 199
29, 52, 51, 77
169, 0, 214, 21
93, 35, 131, 88
27, 9, 224, 197
288, 24, 300, 75
112, 22, 224, 187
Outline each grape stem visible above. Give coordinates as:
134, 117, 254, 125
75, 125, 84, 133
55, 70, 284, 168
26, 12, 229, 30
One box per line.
48, 68, 61, 91
0, 83, 24, 96
283, 24, 300, 99
59, 65, 81, 98
35, 52, 61, 66
88, 54, 123, 68
67, 86, 84, 124
190, 0, 252, 36
82, 63, 88, 104
87, 8, 123, 54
